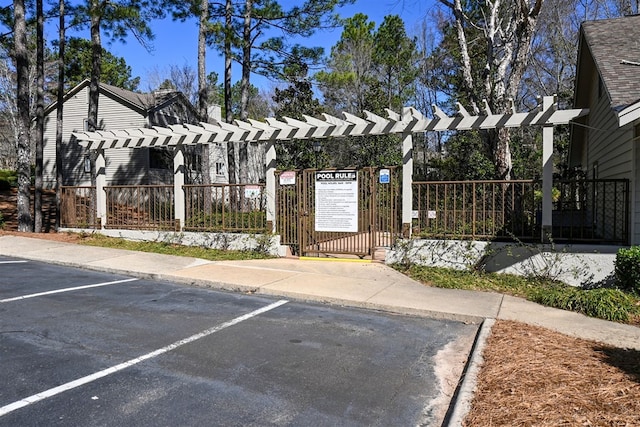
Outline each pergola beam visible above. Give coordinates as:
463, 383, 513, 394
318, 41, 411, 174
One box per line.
70, 97, 589, 242
72, 103, 588, 150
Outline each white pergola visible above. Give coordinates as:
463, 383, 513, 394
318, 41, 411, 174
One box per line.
71, 95, 588, 239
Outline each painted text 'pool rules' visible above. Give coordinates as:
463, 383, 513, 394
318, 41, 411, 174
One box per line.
315, 170, 358, 232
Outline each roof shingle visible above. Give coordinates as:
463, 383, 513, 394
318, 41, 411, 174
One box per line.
582, 14, 640, 111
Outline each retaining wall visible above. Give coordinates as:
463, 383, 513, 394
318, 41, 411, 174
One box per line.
386, 239, 622, 287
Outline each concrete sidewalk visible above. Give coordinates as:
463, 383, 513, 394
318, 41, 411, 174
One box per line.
1, 234, 638, 350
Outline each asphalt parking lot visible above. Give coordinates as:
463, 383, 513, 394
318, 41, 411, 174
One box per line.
0, 256, 479, 426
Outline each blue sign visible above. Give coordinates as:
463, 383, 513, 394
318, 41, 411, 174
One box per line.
379, 169, 390, 184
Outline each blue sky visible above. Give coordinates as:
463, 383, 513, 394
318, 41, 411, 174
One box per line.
72, 0, 436, 91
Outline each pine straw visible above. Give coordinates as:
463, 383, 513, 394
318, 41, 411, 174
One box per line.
464, 320, 640, 427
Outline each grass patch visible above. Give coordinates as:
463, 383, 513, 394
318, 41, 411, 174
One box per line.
529, 285, 638, 323
403, 265, 542, 296
75, 233, 274, 261
396, 264, 640, 324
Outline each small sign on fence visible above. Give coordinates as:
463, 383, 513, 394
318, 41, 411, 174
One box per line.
244, 185, 261, 199
279, 171, 296, 186
379, 168, 390, 184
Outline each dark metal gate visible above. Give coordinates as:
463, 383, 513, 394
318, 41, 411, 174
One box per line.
276, 167, 401, 258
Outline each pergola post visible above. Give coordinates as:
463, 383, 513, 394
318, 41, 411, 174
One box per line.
401, 131, 413, 237
541, 96, 555, 242
72, 99, 589, 245
173, 144, 185, 231
95, 149, 106, 229
265, 141, 276, 233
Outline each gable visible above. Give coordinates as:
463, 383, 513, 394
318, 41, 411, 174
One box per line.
579, 15, 640, 112
43, 80, 199, 126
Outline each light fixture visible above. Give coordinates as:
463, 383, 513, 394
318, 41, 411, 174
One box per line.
312, 140, 322, 153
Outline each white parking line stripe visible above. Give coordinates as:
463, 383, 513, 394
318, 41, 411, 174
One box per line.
0, 278, 139, 303
0, 299, 288, 417
0, 261, 28, 264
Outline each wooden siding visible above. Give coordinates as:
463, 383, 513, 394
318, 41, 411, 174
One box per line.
587, 89, 633, 180
582, 72, 636, 244
634, 123, 640, 244
43, 86, 150, 188
43, 88, 92, 188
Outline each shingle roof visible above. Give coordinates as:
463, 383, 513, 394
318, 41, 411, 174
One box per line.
44, 79, 191, 117
99, 82, 156, 110
582, 14, 640, 111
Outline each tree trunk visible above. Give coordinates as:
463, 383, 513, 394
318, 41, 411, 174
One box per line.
449, 0, 480, 114
88, 1, 102, 188
88, 1, 101, 132
238, 0, 252, 184
224, 0, 236, 186
495, 127, 513, 180
441, 0, 543, 180
55, 0, 65, 230
198, 0, 211, 187
34, 0, 44, 232
14, 0, 32, 232
198, 0, 209, 123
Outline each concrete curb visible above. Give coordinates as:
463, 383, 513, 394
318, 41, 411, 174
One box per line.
444, 318, 495, 427
1, 247, 486, 324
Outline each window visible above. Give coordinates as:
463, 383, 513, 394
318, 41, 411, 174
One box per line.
186, 146, 202, 173
215, 162, 225, 175
149, 147, 172, 170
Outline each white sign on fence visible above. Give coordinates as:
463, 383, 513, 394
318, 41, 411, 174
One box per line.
379, 168, 390, 184
279, 171, 296, 186
244, 185, 261, 199
315, 170, 358, 232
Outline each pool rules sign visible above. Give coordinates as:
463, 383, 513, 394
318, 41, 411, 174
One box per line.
315, 170, 358, 232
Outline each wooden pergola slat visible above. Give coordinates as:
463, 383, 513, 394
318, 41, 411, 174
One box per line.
70, 96, 589, 240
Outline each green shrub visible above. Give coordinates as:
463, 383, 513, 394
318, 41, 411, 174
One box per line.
530, 285, 638, 322
0, 169, 17, 190
615, 246, 640, 294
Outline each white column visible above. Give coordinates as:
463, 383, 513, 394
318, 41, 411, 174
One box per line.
173, 144, 185, 231
541, 96, 555, 242
402, 132, 413, 237
265, 141, 276, 233
95, 149, 106, 229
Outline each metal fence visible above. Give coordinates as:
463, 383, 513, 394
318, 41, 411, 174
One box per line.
412, 179, 629, 244
275, 176, 299, 250
184, 184, 267, 232
105, 185, 175, 230
61, 178, 629, 245
412, 180, 538, 240
552, 179, 628, 244
60, 186, 97, 228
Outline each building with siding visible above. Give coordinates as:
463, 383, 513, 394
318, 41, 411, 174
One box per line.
42, 79, 228, 188
569, 14, 640, 245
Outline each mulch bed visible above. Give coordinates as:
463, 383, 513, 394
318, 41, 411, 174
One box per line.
464, 320, 640, 426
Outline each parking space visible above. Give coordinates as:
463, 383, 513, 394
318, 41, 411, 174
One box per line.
0, 257, 478, 426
